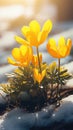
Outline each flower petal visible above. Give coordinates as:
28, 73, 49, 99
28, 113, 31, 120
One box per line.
47, 38, 57, 52
42, 69, 46, 79
38, 20, 52, 44
58, 37, 66, 48
29, 31, 38, 46
28, 46, 33, 60
20, 45, 28, 57
29, 20, 41, 46
47, 48, 60, 58
22, 62, 29, 67
47, 39, 61, 58
12, 48, 21, 61
58, 37, 69, 57
34, 69, 46, 83
21, 26, 30, 41
42, 20, 52, 32
15, 36, 29, 45
29, 20, 40, 36
66, 39, 72, 56
20, 45, 33, 64
32, 53, 42, 67
7, 57, 18, 66
47, 37, 72, 58
34, 68, 38, 81
59, 46, 67, 57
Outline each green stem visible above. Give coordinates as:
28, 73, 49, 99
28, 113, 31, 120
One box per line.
36, 47, 41, 73
57, 58, 61, 102
58, 58, 60, 74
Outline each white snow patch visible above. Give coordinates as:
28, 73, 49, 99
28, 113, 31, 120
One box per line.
0, 113, 8, 129
0, 96, 73, 129
18, 117, 21, 120
62, 95, 73, 102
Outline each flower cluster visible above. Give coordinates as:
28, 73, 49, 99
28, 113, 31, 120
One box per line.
1, 20, 72, 111
8, 20, 72, 83
8, 20, 52, 83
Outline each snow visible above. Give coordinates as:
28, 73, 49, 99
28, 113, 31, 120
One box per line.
0, 95, 73, 130
0, 5, 24, 20
0, 31, 16, 48
64, 61, 73, 88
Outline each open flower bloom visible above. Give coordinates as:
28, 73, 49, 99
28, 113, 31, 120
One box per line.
32, 53, 42, 67
47, 37, 72, 58
8, 45, 33, 67
33, 68, 46, 83
15, 20, 52, 47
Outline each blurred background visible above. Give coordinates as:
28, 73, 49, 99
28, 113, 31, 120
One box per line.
0, 0, 73, 69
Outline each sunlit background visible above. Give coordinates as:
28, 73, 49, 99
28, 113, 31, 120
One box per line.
0, 0, 73, 31
0, 0, 57, 32
0, 0, 73, 68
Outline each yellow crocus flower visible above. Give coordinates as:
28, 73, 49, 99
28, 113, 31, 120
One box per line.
47, 37, 72, 58
8, 45, 33, 67
15, 20, 52, 47
32, 53, 42, 67
33, 68, 46, 83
